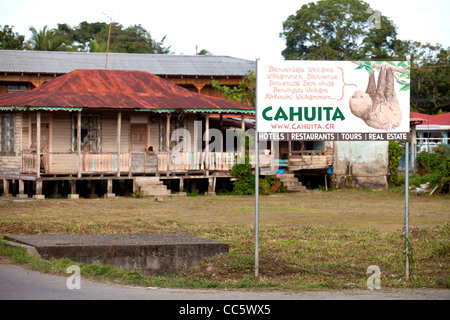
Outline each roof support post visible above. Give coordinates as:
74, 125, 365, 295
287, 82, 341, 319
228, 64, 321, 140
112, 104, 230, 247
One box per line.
166, 113, 171, 175
239, 114, 247, 160
166, 113, 171, 152
205, 113, 210, 174
117, 111, 122, 177
77, 111, 81, 178
220, 114, 223, 152
36, 111, 41, 179
288, 140, 292, 163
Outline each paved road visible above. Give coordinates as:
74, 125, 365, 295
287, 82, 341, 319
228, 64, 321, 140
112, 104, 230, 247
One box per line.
1, 262, 448, 301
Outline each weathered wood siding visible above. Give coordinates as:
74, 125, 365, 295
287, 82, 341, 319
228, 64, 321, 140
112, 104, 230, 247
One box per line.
287, 141, 334, 171
102, 112, 118, 153
130, 153, 158, 173
186, 113, 198, 151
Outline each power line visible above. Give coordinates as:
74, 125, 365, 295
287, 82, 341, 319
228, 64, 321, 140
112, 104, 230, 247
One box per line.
411, 97, 450, 102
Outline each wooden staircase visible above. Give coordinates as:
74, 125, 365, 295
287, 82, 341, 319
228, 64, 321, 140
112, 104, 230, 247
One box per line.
275, 173, 307, 192
134, 177, 171, 197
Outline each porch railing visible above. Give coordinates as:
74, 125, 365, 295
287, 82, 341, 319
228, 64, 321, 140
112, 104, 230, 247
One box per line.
82, 153, 130, 173
21, 151, 271, 175
157, 151, 242, 172
19, 150, 336, 175
21, 152, 38, 174
21, 152, 130, 175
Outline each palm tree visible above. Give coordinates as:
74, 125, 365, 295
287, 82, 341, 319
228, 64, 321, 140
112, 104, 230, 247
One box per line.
195, 45, 212, 55
28, 25, 65, 51
88, 38, 108, 52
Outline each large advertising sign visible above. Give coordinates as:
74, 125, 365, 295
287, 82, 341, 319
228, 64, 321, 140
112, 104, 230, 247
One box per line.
257, 60, 410, 141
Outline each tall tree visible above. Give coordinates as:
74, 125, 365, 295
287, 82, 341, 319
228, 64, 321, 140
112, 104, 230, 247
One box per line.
56, 22, 171, 54
88, 38, 108, 52
212, 71, 256, 106
109, 24, 169, 53
195, 45, 212, 55
0, 25, 25, 50
406, 41, 449, 114
280, 0, 401, 60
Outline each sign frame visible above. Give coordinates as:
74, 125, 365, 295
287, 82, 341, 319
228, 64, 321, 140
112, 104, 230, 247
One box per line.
256, 59, 410, 141
254, 59, 411, 281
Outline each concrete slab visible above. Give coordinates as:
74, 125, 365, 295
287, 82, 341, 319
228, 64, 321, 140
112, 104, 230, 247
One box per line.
3, 240, 41, 258
4, 234, 228, 276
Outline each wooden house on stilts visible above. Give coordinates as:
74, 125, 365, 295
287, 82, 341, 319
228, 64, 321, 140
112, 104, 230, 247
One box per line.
0, 69, 256, 198
1, 51, 390, 194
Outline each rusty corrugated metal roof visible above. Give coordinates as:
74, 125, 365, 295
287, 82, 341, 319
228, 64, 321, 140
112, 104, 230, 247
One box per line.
0, 69, 255, 113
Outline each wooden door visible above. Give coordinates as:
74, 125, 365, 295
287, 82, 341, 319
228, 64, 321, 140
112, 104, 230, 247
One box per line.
31, 123, 50, 173
31, 123, 49, 151
130, 124, 147, 152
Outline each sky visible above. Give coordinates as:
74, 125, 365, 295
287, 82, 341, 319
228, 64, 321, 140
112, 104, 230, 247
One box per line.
0, 0, 449, 61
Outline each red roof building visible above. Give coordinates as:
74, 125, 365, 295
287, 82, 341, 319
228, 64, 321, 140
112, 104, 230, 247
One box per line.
410, 112, 450, 150
0, 69, 254, 113
0, 69, 255, 198
410, 112, 450, 126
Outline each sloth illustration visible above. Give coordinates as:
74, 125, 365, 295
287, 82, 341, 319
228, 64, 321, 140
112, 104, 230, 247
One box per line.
349, 63, 402, 130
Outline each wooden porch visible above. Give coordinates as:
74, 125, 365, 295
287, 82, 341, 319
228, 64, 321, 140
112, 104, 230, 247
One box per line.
288, 149, 333, 171
20, 150, 247, 177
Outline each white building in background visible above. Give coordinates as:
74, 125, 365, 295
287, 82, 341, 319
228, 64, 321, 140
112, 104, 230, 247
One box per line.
411, 112, 450, 153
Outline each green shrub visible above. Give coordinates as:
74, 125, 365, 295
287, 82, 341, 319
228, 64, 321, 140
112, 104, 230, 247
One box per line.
388, 141, 404, 186
259, 175, 275, 195
231, 164, 283, 195
417, 151, 445, 173
415, 148, 450, 193
232, 172, 256, 195
231, 163, 252, 178
409, 173, 438, 188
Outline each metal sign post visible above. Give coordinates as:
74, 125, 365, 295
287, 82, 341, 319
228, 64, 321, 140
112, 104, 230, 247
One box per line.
255, 134, 260, 278
405, 140, 410, 281
254, 59, 411, 280
405, 55, 411, 282
255, 58, 260, 278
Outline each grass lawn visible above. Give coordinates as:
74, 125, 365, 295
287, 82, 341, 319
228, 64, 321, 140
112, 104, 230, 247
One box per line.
0, 189, 449, 290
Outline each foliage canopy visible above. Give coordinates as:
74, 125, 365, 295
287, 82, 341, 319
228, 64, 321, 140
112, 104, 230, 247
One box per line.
212, 71, 256, 106
55, 22, 171, 54
280, 0, 448, 114
280, 0, 402, 61
0, 25, 25, 50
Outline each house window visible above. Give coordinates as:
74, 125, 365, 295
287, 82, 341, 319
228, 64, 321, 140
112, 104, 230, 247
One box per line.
72, 114, 101, 152
8, 83, 29, 93
0, 114, 15, 154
